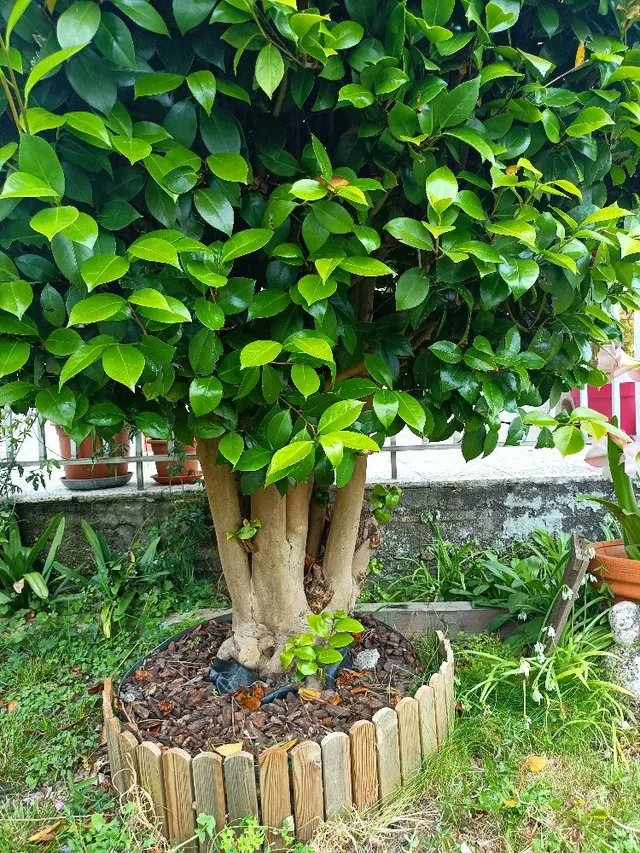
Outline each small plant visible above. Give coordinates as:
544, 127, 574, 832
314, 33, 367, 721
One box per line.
57, 523, 167, 638
0, 514, 68, 613
370, 485, 402, 525
281, 611, 364, 682
226, 518, 262, 551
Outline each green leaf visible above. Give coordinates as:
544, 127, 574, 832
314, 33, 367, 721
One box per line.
291, 363, 320, 398
112, 0, 169, 35
187, 70, 216, 116
65, 111, 112, 145
19, 135, 65, 197
298, 274, 336, 305
430, 341, 462, 363
102, 344, 144, 390
318, 400, 364, 434
206, 152, 248, 183
373, 390, 399, 427
498, 259, 539, 299
59, 338, 112, 384
312, 201, 353, 234
486, 220, 536, 244
565, 107, 615, 137
128, 237, 180, 267
33, 207, 79, 244
189, 376, 223, 416
194, 189, 234, 237
291, 336, 334, 362
57, 2, 101, 49
265, 441, 314, 484
112, 136, 152, 164
240, 340, 282, 368
68, 294, 127, 325
0, 280, 32, 319
553, 424, 585, 456
81, 254, 130, 290
311, 134, 332, 182
0, 339, 29, 377
128, 288, 170, 310
444, 128, 495, 164
290, 179, 327, 201
339, 257, 394, 277
195, 298, 224, 330
135, 73, 184, 98
384, 218, 433, 250
255, 44, 284, 99
222, 229, 272, 263
6, 0, 32, 45
396, 268, 429, 310
35, 387, 75, 426
0, 172, 59, 199
95, 12, 136, 68
338, 83, 374, 108
396, 391, 426, 432
0, 380, 34, 406
24, 45, 86, 102
173, 0, 215, 34
219, 432, 244, 465
248, 289, 291, 320
426, 166, 458, 214
436, 77, 480, 128
365, 353, 393, 388
45, 328, 82, 356
456, 190, 486, 220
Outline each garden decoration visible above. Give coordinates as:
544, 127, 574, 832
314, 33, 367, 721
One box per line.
0, 0, 639, 682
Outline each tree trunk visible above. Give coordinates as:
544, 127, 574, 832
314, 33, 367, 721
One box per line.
198, 440, 380, 676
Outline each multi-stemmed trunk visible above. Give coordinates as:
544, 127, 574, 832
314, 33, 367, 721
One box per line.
198, 439, 379, 676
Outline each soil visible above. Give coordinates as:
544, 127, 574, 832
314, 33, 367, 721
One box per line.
118, 617, 423, 755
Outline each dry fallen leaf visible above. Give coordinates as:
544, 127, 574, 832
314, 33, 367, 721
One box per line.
215, 742, 243, 757
27, 821, 64, 843
299, 687, 321, 702
503, 799, 518, 808
575, 42, 586, 67
525, 754, 547, 774
157, 700, 175, 715
279, 738, 298, 752
133, 669, 153, 681
7, 699, 17, 713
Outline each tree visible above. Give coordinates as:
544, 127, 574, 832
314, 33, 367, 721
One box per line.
0, 0, 639, 674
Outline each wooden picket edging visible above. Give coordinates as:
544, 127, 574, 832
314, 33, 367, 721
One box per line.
103, 632, 455, 846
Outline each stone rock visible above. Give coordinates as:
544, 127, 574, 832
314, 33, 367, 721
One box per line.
354, 648, 380, 670
610, 646, 640, 701
609, 601, 640, 647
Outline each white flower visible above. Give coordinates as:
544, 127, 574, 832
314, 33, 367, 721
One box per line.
460, 844, 474, 853
618, 720, 631, 731
588, 573, 597, 583
524, 715, 532, 729
531, 689, 542, 703
588, 548, 596, 560
534, 642, 545, 663
561, 585, 573, 601
519, 659, 531, 677
517, 611, 528, 621
544, 675, 556, 692
544, 626, 556, 638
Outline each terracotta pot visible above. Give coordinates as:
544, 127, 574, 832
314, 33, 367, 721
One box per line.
148, 439, 202, 485
56, 426, 130, 482
589, 539, 640, 602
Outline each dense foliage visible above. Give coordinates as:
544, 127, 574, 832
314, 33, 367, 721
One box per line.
0, 0, 639, 487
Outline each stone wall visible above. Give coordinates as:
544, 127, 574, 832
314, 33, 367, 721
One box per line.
13, 476, 612, 574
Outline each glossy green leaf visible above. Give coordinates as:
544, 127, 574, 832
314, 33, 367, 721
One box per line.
102, 344, 145, 390
255, 44, 285, 99
81, 254, 130, 289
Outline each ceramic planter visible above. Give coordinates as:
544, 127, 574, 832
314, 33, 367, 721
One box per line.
147, 439, 202, 485
56, 426, 130, 490
589, 539, 640, 602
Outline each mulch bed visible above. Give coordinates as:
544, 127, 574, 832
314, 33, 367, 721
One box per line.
118, 617, 423, 755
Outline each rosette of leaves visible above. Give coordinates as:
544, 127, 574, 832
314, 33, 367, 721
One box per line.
0, 0, 638, 674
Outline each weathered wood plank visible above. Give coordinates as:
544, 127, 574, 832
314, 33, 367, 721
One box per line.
192, 752, 226, 852
372, 707, 400, 803
259, 747, 291, 851
429, 671, 447, 746
136, 741, 167, 837
396, 697, 421, 781
291, 741, 324, 842
321, 732, 352, 820
224, 751, 258, 825
117, 730, 139, 794
415, 684, 438, 759
545, 534, 589, 649
162, 747, 197, 853
106, 716, 125, 796
440, 660, 455, 729
349, 720, 378, 811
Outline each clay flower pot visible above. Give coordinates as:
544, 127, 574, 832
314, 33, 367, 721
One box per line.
148, 439, 202, 485
56, 426, 131, 489
589, 539, 640, 602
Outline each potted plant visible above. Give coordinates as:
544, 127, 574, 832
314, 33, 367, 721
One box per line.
55, 426, 131, 490
146, 438, 202, 485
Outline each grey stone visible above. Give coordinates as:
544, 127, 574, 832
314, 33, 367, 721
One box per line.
354, 648, 380, 670
609, 601, 640, 648
610, 646, 640, 701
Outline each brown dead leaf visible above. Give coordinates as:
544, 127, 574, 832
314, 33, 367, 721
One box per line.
87, 682, 104, 695
240, 695, 261, 710
525, 754, 547, 774
279, 738, 298, 752
215, 742, 243, 757
157, 700, 175, 715
326, 694, 342, 705
351, 686, 371, 695
7, 699, 17, 713
299, 687, 322, 702
134, 669, 153, 681
28, 821, 64, 843
575, 42, 586, 67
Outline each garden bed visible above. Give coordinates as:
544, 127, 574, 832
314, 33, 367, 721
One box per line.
103, 620, 455, 848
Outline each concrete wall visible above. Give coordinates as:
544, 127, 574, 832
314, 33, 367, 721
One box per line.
13, 476, 612, 573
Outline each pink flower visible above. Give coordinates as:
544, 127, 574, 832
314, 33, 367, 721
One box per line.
584, 438, 608, 468
54, 799, 64, 812
622, 440, 640, 477
596, 344, 640, 381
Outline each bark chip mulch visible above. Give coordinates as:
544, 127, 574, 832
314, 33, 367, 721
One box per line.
118, 617, 423, 755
